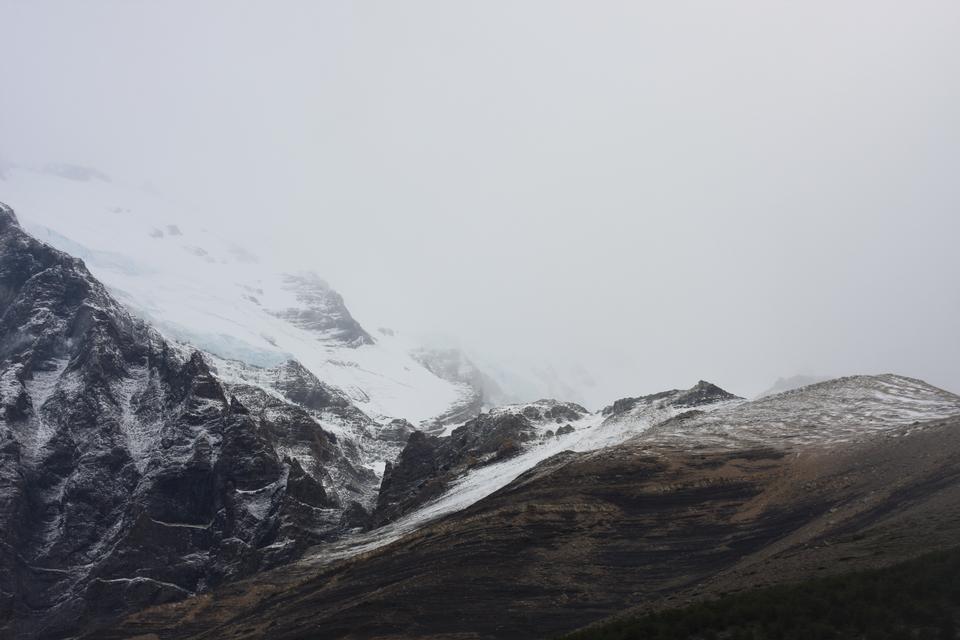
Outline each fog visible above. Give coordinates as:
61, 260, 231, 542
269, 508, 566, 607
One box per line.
2, 1, 959, 404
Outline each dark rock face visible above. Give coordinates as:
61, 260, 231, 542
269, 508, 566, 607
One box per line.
370, 418, 416, 446
555, 423, 575, 436
374, 431, 445, 526
448, 412, 537, 458
0, 204, 374, 639
268, 360, 349, 412
372, 400, 591, 527
673, 380, 740, 408
371, 412, 538, 527
600, 380, 741, 419
521, 400, 588, 423
271, 273, 373, 347
222, 382, 377, 507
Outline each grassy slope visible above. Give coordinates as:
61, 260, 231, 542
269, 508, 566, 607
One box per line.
563, 547, 960, 640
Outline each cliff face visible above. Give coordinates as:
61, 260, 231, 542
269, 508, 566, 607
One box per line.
0, 204, 370, 639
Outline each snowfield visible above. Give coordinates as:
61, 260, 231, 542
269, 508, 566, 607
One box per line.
2, 166, 472, 425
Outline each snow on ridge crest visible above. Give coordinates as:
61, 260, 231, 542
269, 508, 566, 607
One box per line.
642, 373, 960, 449
0, 201, 19, 228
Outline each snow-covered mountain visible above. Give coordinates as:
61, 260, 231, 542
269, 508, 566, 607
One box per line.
0, 164, 474, 426
646, 374, 960, 449
364, 382, 744, 537
0, 203, 391, 637
5, 165, 960, 640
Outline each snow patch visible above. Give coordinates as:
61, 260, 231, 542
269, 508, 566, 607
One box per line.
116, 365, 161, 472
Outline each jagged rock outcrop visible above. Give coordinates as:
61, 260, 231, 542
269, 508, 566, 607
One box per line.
372, 411, 537, 527
0, 203, 375, 639
601, 380, 740, 419
371, 418, 417, 446
267, 360, 350, 411
373, 431, 445, 526
271, 273, 373, 347
213, 368, 377, 506
371, 400, 590, 527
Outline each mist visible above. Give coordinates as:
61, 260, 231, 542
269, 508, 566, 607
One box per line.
2, 1, 959, 405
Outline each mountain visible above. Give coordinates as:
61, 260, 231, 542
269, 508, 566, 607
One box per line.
0, 172, 612, 638
94, 375, 960, 639
4, 171, 960, 639
0, 195, 682, 639
370, 384, 741, 529
0, 165, 475, 426
0, 202, 391, 638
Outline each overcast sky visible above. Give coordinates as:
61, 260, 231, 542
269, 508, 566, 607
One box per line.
2, 1, 959, 403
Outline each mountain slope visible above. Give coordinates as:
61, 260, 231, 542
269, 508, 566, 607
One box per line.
565, 546, 960, 640
0, 203, 382, 638
370, 384, 739, 529
99, 411, 960, 639
642, 374, 960, 449
95, 376, 960, 639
